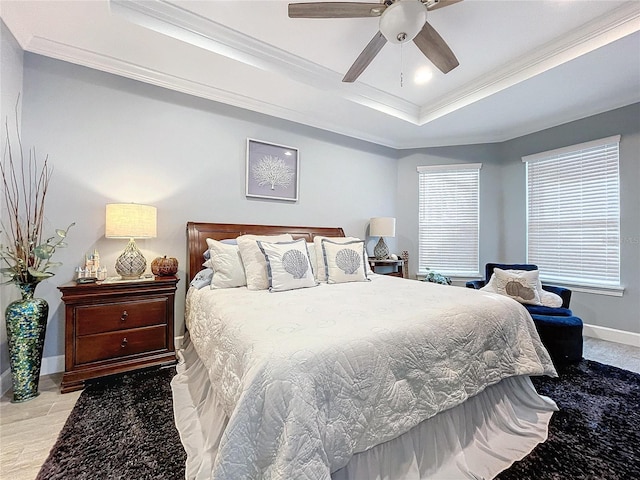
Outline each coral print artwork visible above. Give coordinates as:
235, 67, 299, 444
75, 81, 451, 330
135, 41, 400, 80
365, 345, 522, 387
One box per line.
246, 138, 299, 201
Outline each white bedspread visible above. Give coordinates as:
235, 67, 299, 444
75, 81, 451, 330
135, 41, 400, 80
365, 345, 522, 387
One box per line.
185, 275, 556, 480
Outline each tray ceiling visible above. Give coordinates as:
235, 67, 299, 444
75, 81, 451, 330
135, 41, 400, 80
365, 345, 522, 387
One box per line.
2, 0, 639, 148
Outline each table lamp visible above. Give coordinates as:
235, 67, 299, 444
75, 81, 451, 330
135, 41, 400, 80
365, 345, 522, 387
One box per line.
370, 217, 396, 260
105, 203, 157, 279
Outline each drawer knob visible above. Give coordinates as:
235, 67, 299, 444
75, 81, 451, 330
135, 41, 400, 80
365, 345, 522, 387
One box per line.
121, 337, 128, 348
120, 311, 128, 322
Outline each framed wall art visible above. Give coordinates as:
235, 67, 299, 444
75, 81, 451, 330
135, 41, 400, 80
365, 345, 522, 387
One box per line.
246, 138, 299, 202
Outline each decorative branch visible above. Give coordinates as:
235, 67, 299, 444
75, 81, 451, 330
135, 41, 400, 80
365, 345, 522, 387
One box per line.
0, 97, 73, 285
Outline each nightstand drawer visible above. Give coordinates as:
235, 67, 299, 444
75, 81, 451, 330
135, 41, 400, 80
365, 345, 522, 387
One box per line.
76, 325, 167, 365
76, 299, 167, 336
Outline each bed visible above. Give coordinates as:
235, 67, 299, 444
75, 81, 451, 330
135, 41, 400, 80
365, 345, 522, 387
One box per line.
172, 222, 558, 480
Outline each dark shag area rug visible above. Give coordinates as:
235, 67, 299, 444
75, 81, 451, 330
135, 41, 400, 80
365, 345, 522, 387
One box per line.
36, 367, 186, 480
37, 360, 639, 480
498, 360, 640, 480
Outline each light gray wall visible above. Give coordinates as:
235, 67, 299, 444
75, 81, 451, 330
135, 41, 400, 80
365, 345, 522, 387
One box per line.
396, 144, 504, 280
500, 103, 640, 334
21, 53, 398, 363
0, 20, 24, 379
10, 48, 640, 374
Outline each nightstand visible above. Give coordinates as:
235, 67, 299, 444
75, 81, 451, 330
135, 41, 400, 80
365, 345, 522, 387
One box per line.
58, 276, 179, 393
368, 259, 405, 278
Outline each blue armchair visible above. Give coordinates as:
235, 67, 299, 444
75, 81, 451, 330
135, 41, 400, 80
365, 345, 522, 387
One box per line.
466, 263, 572, 317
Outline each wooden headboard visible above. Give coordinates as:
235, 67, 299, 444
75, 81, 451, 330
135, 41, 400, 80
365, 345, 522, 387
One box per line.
187, 222, 345, 282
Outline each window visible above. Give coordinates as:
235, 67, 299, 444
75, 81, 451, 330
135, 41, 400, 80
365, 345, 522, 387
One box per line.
523, 135, 621, 289
417, 163, 481, 276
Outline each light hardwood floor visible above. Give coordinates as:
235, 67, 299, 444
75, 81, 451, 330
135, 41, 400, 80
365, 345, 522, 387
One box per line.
0, 374, 81, 480
1, 337, 639, 480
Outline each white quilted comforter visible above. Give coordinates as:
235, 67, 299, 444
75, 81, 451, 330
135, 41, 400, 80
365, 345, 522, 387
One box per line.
186, 275, 556, 480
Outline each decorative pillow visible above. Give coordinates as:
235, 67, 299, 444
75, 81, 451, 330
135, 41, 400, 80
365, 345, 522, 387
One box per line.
257, 239, 317, 292
205, 238, 247, 288
306, 243, 317, 276
203, 238, 237, 261
313, 236, 373, 281
321, 239, 368, 284
190, 268, 214, 289
237, 234, 294, 290
540, 290, 563, 308
492, 267, 543, 305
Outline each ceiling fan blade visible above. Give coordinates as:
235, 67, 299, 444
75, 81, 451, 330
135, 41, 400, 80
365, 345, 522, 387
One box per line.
288, 2, 385, 19
427, 0, 464, 11
413, 21, 459, 74
342, 31, 387, 83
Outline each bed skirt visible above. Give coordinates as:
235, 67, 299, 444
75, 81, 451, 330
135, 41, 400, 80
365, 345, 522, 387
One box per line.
171, 335, 557, 480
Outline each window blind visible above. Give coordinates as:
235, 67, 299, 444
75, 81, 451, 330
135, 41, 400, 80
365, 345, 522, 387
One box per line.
417, 163, 481, 276
523, 135, 621, 287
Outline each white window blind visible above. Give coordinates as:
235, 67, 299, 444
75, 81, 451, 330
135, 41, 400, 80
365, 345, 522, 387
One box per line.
417, 163, 481, 276
523, 135, 621, 287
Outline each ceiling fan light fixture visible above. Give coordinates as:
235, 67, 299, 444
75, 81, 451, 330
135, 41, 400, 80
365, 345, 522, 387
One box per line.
379, 0, 428, 44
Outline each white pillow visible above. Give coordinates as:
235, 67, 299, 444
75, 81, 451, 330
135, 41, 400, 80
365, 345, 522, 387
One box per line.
313, 236, 373, 281
257, 239, 317, 292
322, 239, 368, 284
481, 269, 563, 307
237, 233, 294, 290
492, 267, 543, 305
205, 238, 246, 289
540, 290, 563, 308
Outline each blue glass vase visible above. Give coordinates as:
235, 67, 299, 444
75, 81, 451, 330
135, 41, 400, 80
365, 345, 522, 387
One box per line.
5, 281, 49, 403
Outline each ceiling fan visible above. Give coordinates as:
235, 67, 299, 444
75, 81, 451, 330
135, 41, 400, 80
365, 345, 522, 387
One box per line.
288, 0, 462, 83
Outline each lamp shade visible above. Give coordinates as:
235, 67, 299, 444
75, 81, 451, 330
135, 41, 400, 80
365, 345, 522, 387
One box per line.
370, 217, 396, 238
105, 203, 157, 239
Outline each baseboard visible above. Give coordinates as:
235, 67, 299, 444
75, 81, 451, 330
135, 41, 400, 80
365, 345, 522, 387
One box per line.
175, 335, 184, 350
41, 354, 66, 376
583, 323, 640, 347
0, 368, 12, 396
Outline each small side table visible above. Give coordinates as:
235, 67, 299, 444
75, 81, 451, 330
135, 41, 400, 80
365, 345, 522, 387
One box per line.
58, 276, 178, 393
368, 259, 405, 278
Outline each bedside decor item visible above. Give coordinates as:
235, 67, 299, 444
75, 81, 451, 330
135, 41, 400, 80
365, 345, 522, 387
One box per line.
246, 138, 299, 202
1, 123, 74, 402
105, 203, 157, 279
75, 249, 107, 281
151, 256, 178, 276
75, 277, 97, 284
423, 268, 452, 285
370, 217, 396, 260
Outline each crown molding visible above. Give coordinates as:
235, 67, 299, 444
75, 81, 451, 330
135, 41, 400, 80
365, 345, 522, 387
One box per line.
24, 34, 638, 151
110, 0, 640, 128
24, 36, 405, 149
417, 2, 640, 125
17, 1, 640, 150
110, 0, 421, 124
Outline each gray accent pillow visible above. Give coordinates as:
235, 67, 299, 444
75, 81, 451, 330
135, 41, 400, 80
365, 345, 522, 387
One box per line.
190, 268, 214, 289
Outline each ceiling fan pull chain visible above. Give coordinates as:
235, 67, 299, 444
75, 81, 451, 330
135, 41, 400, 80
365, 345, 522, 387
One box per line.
400, 42, 404, 88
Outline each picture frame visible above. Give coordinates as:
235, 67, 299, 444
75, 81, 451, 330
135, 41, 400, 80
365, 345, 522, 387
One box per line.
246, 138, 299, 202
